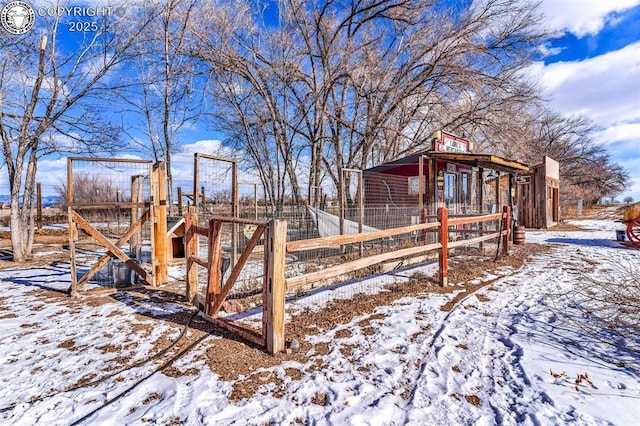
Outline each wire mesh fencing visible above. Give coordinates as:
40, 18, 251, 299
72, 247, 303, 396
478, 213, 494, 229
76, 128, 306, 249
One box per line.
67, 158, 154, 291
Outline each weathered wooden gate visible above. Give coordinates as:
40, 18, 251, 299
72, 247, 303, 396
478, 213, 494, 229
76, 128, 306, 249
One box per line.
67, 157, 168, 295
184, 213, 286, 354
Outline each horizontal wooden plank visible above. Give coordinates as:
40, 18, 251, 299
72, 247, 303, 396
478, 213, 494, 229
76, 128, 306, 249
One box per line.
190, 256, 208, 268
196, 153, 238, 164
448, 213, 501, 226
208, 216, 268, 226
204, 315, 265, 347
69, 156, 152, 164
286, 221, 440, 252
286, 242, 442, 290
194, 225, 209, 236
70, 202, 150, 210
447, 231, 506, 248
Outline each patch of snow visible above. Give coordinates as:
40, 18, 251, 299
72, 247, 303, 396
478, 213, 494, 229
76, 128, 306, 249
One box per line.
0, 219, 639, 424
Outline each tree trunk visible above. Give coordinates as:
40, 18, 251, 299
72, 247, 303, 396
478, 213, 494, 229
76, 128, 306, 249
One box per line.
10, 199, 35, 262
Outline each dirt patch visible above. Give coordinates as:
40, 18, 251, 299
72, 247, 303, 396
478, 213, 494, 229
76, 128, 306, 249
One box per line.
537, 222, 587, 232
361, 326, 376, 336
476, 294, 490, 303
163, 366, 200, 378
334, 328, 352, 339
142, 392, 164, 404
310, 392, 327, 406
339, 344, 358, 358
285, 367, 303, 381
58, 338, 76, 349
230, 371, 284, 401
66, 373, 98, 390
465, 394, 481, 406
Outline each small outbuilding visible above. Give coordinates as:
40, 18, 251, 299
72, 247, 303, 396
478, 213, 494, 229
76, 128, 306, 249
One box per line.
363, 131, 529, 228
516, 156, 560, 229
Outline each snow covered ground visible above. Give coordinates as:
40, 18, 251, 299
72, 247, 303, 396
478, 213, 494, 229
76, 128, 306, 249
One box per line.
1, 219, 639, 425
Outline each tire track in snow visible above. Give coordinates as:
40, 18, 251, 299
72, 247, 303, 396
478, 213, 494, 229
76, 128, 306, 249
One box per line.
404, 249, 582, 424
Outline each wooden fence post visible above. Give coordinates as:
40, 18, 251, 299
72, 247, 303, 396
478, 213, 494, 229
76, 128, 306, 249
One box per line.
421, 206, 429, 244
205, 219, 223, 316
177, 186, 183, 216
437, 207, 449, 287
184, 211, 199, 303
264, 219, 286, 354
37, 182, 42, 230
502, 205, 511, 257
67, 159, 78, 296
152, 161, 168, 286
131, 175, 142, 259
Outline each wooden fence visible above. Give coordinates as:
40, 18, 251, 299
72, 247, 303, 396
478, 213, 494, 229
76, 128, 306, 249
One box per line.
185, 206, 511, 354
184, 213, 286, 354
67, 158, 168, 295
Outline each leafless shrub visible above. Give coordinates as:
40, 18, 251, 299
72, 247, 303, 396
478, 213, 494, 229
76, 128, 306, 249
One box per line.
56, 175, 121, 207
550, 260, 640, 369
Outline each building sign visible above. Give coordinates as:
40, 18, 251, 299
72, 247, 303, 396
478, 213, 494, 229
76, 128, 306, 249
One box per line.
432, 130, 471, 153
408, 176, 420, 195
445, 163, 456, 173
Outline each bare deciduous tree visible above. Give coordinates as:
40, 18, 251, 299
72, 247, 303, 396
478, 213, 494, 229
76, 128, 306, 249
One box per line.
516, 109, 628, 204
0, 10, 155, 261
193, 0, 548, 210
120, 0, 204, 214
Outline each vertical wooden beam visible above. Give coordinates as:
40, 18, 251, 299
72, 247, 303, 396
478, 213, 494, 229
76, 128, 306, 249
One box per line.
508, 173, 514, 210
67, 158, 78, 295
231, 161, 239, 267
495, 171, 500, 209
36, 182, 42, 230
264, 219, 287, 354
358, 170, 364, 257
339, 168, 345, 237
153, 162, 168, 285
193, 153, 200, 212
421, 206, 429, 245
130, 175, 142, 259
254, 183, 258, 220
431, 158, 438, 208
184, 211, 199, 303
478, 167, 484, 251
437, 207, 448, 287
418, 156, 424, 209
205, 219, 223, 316
502, 205, 511, 256
177, 186, 183, 216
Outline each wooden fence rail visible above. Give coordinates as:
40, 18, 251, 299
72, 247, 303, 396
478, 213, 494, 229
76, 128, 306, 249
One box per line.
184, 213, 286, 354
184, 206, 511, 354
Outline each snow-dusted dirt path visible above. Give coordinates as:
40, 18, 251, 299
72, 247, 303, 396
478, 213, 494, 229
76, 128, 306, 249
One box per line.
0, 219, 639, 425
406, 222, 640, 425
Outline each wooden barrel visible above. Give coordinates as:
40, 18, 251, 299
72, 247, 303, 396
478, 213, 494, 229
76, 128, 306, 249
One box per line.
514, 225, 525, 245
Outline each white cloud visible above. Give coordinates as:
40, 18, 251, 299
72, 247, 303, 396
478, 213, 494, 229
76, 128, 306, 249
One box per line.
537, 43, 565, 58
539, 0, 640, 37
530, 39, 640, 203
531, 41, 640, 126
594, 123, 640, 145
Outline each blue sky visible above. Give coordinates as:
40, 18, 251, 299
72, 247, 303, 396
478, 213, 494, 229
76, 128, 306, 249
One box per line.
533, 0, 640, 202
3, 0, 640, 204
